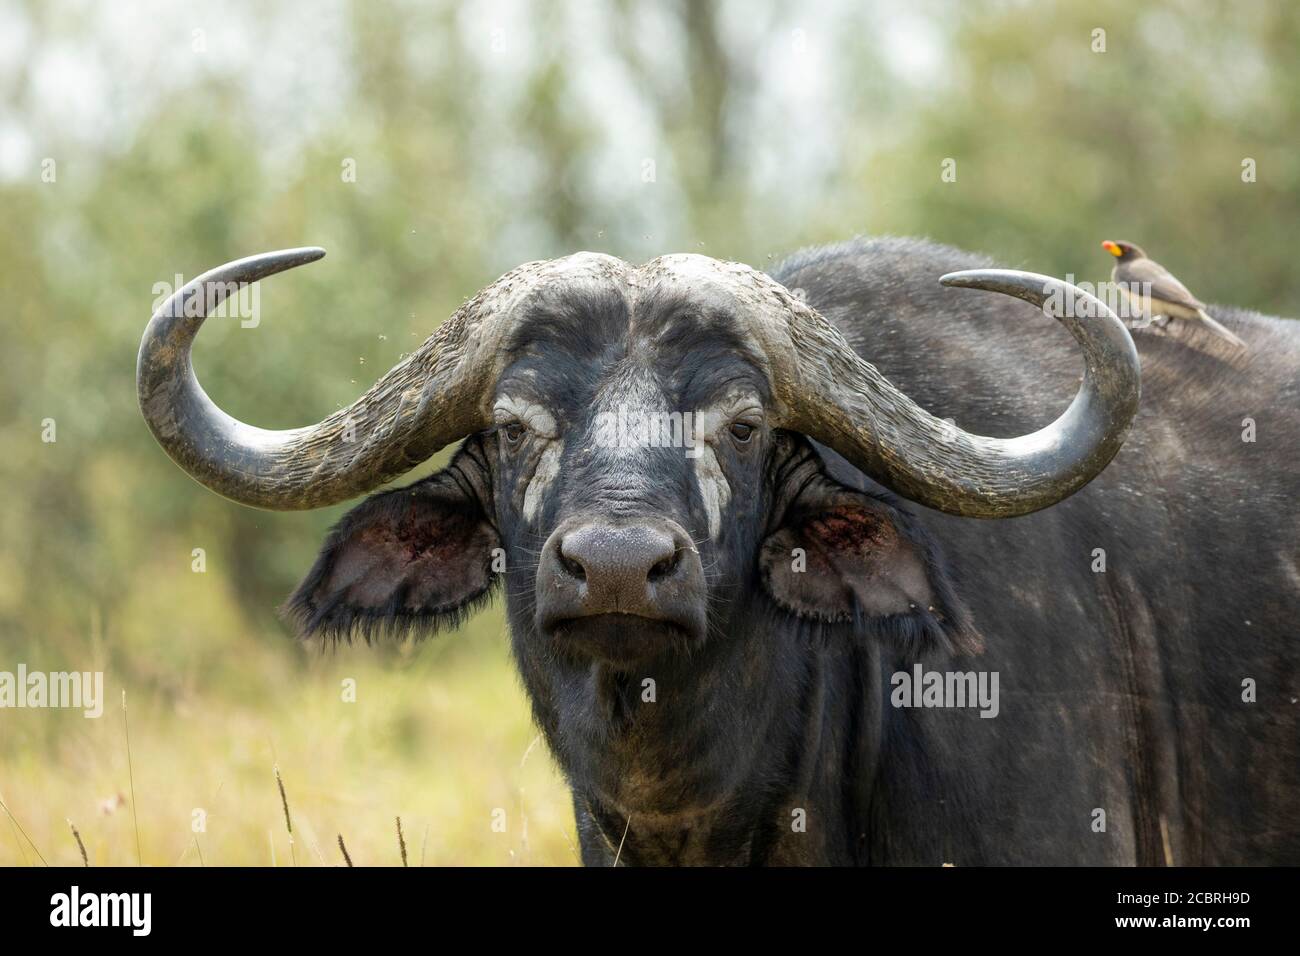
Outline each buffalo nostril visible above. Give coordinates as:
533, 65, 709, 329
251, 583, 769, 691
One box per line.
558, 551, 587, 581
648, 550, 679, 582
557, 524, 680, 598
538, 520, 707, 639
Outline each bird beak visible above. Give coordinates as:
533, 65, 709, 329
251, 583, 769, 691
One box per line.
1101, 241, 1122, 257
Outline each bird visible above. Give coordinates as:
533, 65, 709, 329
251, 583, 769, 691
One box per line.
1101, 240, 1246, 349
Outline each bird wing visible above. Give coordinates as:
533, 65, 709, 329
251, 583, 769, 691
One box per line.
1118, 258, 1206, 310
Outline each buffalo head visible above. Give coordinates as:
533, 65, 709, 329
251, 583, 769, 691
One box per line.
138, 249, 1140, 671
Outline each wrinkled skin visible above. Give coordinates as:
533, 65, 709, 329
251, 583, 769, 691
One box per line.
289, 238, 1300, 865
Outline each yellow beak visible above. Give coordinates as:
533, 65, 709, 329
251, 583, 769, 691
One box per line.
1101, 241, 1122, 257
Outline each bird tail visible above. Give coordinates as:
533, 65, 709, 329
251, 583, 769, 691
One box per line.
1195, 308, 1247, 350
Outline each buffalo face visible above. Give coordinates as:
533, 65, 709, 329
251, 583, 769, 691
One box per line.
278, 261, 1003, 672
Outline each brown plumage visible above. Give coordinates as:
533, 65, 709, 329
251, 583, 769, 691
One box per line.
1101, 240, 1246, 349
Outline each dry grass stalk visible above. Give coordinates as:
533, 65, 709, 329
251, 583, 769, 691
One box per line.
274, 765, 296, 866
122, 690, 142, 866
67, 819, 89, 866
0, 794, 47, 866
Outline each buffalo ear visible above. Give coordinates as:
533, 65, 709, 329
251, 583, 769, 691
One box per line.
284, 465, 501, 642
759, 477, 981, 655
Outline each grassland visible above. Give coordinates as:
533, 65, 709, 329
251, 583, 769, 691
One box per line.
0, 601, 577, 867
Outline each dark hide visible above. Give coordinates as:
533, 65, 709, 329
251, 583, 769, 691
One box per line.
289, 237, 1300, 865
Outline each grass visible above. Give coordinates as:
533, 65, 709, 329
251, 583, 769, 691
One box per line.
0, 792, 47, 865
68, 819, 89, 866
0, 600, 577, 867
275, 764, 298, 866
122, 690, 141, 865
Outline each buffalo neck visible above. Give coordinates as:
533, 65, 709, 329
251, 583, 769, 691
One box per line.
512, 602, 885, 865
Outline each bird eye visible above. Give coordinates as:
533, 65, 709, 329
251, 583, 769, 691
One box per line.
503, 422, 527, 445
729, 422, 755, 443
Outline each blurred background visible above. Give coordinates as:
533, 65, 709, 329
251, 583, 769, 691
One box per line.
0, 0, 1295, 865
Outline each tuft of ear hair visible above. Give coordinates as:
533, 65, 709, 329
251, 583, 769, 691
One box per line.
283, 472, 502, 644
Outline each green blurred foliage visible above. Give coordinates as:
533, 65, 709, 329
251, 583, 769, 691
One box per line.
0, 0, 1294, 864
846, 0, 1300, 308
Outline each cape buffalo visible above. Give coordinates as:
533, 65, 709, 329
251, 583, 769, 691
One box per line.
137, 237, 1299, 865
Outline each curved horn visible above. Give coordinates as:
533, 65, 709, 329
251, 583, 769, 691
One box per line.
137, 248, 512, 510
765, 268, 1140, 518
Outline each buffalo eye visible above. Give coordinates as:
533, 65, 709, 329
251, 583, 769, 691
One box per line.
502, 421, 528, 445
729, 421, 755, 443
